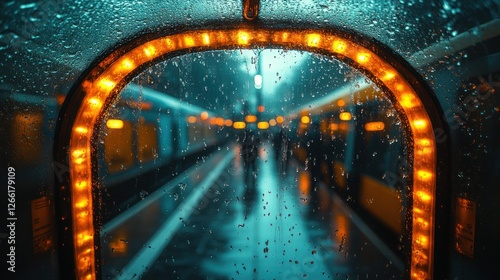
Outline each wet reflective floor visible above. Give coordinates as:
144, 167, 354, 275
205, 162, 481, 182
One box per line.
102, 141, 404, 279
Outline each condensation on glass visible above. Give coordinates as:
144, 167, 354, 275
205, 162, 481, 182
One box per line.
96, 49, 412, 279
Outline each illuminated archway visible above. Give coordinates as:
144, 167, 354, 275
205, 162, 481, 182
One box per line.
56, 28, 439, 280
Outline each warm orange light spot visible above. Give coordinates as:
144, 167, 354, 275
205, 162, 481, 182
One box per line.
77, 233, 93, 245
75, 199, 89, 209
200, 111, 209, 121
238, 31, 250, 45
209, 118, 217, 125
77, 211, 89, 219
365, 121, 385, 131
416, 217, 429, 228
183, 35, 195, 47
257, 121, 269, 129
416, 191, 432, 202
415, 235, 429, 247
106, 119, 124, 129
417, 170, 433, 181
164, 38, 175, 48
187, 116, 197, 123
339, 112, 352, 121
87, 98, 102, 108
224, 119, 233, 127
418, 138, 431, 147
413, 207, 424, 214
413, 119, 428, 129
202, 33, 210, 45
383, 71, 396, 80
276, 116, 284, 124
216, 117, 225, 126
98, 78, 116, 90
306, 33, 321, 47
269, 119, 277, 126
233, 121, 246, 129
280, 32, 290, 42
72, 149, 86, 158
257, 105, 265, 113
395, 83, 405, 91
143, 45, 157, 57
356, 52, 371, 64
401, 93, 418, 108
299, 172, 310, 199
245, 115, 257, 123
75, 181, 88, 191
337, 99, 345, 107
120, 58, 135, 70
73, 157, 85, 165
329, 123, 339, 131
333, 40, 347, 53
301, 116, 310, 124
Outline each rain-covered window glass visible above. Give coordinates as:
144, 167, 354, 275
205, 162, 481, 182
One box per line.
96, 49, 411, 279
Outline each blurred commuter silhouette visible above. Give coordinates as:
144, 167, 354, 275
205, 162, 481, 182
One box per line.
240, 128, 259, 219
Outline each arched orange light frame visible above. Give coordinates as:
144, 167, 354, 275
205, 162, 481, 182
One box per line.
58, 28, 437, 280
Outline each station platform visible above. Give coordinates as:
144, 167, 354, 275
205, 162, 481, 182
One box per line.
100, 141, 405, 279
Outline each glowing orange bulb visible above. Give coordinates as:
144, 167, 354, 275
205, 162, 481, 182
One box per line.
98, 78, 116, 90
337, 99, 345, 106
416, 191, 432, 202
187, 116, 197, 123
88, 98, 102, 107
75, 199, 88, 209
238, 31, 250, 45
120, 58, 134, 70
224, 119, 233, 127
73, 157, 85, 165
306, 34, 321, 47
269, 119, 277, 126
72, 149, 86, 158
333, 40, 347, 53
383, 71, 396, 80
301, 116, 310, 124
202, 33, 210, 45
401, 93, 418, 108
364, 121, 385, 131
257, 121, 269, 129
75, 181, 88, 191
245, 115, 257, 123
233, 121, 246, 129
143, 45, 156, 57
106, 119, 124, 129
356, 52, 371, 64
276, 116, 284, 123
200, 111, 209, 120
339, 112, 352, 121
417, 170, 433, 181
413, 119, 427, 129
184, 36, 195, 47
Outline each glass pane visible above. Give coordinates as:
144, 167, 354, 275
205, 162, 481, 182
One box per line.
96, 49, 411, 279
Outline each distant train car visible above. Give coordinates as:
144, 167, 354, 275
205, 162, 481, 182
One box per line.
291, 84, 412, 263
95, 83, 229, 221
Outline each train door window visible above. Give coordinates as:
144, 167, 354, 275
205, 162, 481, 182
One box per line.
60, 29, 439, 280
